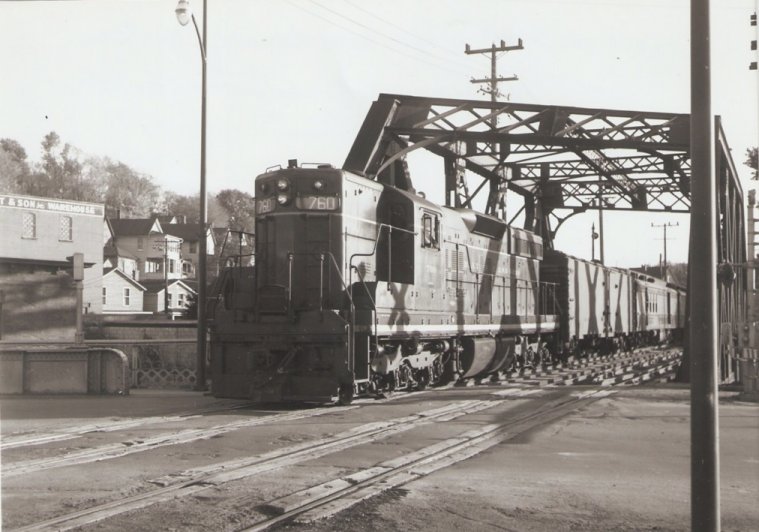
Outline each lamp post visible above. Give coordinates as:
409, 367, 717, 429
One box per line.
176, 0, 208, 391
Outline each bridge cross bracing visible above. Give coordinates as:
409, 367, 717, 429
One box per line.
344, 93, 746, 383
344, 94, 699, 246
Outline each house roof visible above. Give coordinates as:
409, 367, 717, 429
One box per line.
140, 279, 197, 295
109, 218, 162, 237
154, 214, 183, 225
103, 243, 138, 260
103, 267, 146, 291
163, 223, 212, 243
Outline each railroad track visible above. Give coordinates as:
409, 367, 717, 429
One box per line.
242, 389, 619, 531
11, 399, 498, 532
492, 346, 682, 387
6, 347, 681, 531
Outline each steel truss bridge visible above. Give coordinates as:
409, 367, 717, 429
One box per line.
343, 94, 747, 382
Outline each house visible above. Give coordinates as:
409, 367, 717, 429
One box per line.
142, 279, 197, 317
163, 223, 215, 278
108, 217, 182, 282
103, 219, 139, 279
101, 268, 149, 314
0, 194, 105, 340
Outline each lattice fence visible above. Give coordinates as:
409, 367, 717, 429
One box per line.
133, 368, 196, 388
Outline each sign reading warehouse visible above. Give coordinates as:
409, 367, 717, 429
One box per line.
0, 194, 104, 217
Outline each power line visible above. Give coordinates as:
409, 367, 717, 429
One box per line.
283, 0, 470, 77
340, 0, 484, 70
465, 39, 524, 123
307, 0, 471, 75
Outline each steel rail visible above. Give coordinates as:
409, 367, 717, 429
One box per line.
240, 389, 621, 531
11, 400, 499, 532
2, 405, 357, 479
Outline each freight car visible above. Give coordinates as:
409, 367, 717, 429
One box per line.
541, 249, 686, 359
211, 164, 559, 403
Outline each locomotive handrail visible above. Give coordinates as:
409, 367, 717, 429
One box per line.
348, 223, 415, 289
347, 223, 417, 354
284, 251, 355, 311
284, 251, 357, 374
350, 264, 379, 346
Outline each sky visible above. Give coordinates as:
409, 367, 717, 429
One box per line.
1, 0, 758, 268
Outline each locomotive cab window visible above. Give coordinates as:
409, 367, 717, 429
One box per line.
421, 212, 439, 249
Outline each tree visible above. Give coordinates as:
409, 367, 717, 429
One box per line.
216, 189, 256, 232
0, 138, 30, 193
39, 132, 87, 199
745, 147, 757, 180
99, 158, 162, 217
164, 191, 228, 227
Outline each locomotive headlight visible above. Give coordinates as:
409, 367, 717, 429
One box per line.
276, 178, 289, 191
277, 193, 290, 205
313, 180, 324, 190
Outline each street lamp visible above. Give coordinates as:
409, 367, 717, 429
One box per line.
175, 0, 208, 391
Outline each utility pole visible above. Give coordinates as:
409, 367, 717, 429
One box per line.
690, 0, 720, 529
597, 190, 605, 265
591, 222, 598, 261
652, 222, 679, 280
465, 39, 524, 126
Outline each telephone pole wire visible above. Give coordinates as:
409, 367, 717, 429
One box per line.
465, 38, 524, 126
651, 221, 679, 280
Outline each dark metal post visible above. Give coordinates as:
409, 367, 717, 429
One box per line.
191, 0, 208, 391
690, 0, 720, 529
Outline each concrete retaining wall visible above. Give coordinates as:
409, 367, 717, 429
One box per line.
0, 347, 129, 394
85, 319, 200, 389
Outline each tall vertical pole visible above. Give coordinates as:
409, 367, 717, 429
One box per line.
591, 222, 596, 261
664, 224, 668, 276
196, 0, 208, 391
598, 187, 605, 265
690, 0, 720, 529
465, 39, 523, 128
652, 222, 679, 280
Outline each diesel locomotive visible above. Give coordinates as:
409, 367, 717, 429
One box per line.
211, 163, 685, 403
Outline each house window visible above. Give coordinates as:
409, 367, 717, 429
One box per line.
137, 237, 144, 251
59, 215, 73, 241
145, 259, 161, 273
189, 241, 197, 254
182, 262, 192, 275
178, 293, 185, 307
168, 293, 173, 308
169, 259, 176, 274
22, 212, 36, 239
102, 287, 107, 305
123, 287, 131, 306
